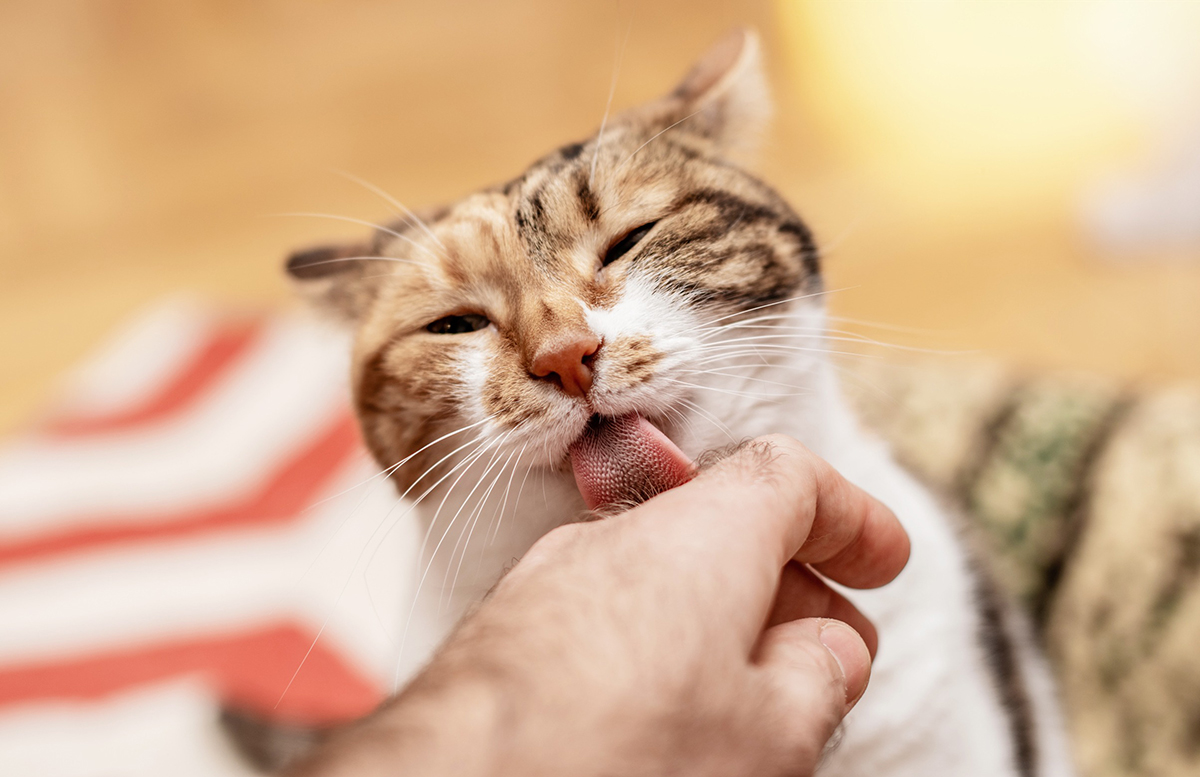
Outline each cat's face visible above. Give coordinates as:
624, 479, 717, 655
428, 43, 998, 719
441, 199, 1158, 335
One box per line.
288, 30, 821, 492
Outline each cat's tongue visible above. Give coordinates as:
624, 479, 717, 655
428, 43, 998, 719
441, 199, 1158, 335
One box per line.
568, 413, 694, 511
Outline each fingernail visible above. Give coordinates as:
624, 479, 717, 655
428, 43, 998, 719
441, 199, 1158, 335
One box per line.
818, 620, 869, 706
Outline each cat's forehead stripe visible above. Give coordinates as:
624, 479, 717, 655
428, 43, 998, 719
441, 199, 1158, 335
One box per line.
575, 172, 601, 223
366, 121, 821, 335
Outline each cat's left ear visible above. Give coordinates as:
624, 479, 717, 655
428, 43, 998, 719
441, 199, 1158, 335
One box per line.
285, 241, 380, 323
629, 27, 771, 159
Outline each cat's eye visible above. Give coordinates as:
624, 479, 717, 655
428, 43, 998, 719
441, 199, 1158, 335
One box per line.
602, 221, 657, 267
426, 313, 491, 335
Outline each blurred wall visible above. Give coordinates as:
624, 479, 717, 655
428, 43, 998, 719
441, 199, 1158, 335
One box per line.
2, 0, 1199, 435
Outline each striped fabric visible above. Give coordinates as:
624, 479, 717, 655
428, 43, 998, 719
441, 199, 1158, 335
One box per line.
0, 300, 422, 775
10, 301, 1199, 776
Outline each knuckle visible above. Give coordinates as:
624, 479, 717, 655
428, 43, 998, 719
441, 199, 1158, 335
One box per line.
524, 521, 587, 562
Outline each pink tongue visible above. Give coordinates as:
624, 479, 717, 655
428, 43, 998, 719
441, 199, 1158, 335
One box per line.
568, 413, 695, 511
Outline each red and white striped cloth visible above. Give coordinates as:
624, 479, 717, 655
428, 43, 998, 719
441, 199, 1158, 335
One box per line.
0, 299, 420, 775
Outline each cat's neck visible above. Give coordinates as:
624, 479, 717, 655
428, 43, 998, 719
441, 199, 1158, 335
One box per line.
675, 349, 856, 464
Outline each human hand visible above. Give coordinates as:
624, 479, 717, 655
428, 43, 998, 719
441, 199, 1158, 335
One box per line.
289, 435, 910, 777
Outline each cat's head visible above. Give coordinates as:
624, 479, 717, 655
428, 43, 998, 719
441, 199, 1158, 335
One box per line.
286, 29, 822, 491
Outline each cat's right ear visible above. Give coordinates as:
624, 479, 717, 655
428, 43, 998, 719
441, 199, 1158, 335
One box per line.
285, 242, 379, 323
625, 27, 771, 160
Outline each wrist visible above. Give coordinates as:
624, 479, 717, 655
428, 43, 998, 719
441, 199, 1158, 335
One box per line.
289, 672, 506, 777
374, 674, 506, 777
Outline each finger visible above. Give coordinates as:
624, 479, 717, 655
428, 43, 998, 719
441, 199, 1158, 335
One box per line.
753, 618, 868, 762
610, 435, 907, 648
757, 618, 872, 714
765, 562, 878, 657
760, 436, 910, 589
645, 435, 909, 589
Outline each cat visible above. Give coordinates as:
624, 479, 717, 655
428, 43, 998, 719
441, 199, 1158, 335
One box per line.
286, 28, 1075, 777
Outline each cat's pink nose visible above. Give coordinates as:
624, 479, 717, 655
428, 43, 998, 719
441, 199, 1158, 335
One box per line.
530, 334, 601, 398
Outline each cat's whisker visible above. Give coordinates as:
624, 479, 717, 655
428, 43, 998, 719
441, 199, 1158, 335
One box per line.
590, 24, 630, 187
695, 316, 892, 342
664, 377, 805, 401
308, 416, 494, 512
699, 326, 893, 346
695, 318, 821, 337
365, 431, 500, 600
685, 356, 843, 381
677, 398, 732, 439
273, 211, 444, 263
445, 445, 522, 608
693, 354, 879, 373
695, 307, 969, 357
698, 312, 860, 333
280, 430, 496, 708
297, 418, 496, 586
435, 436, 515, 610
700, 330, 884, 351
277, 419, 506, 706
539, 439, 552, 509
692, 332, 866, 349
824, 315, 948, 336
695, 287, 851, 330
675, 384, 801, 407
657, 401, 701, 448
392, 433, 513, 690
657, 399, 690, 431
289, 255, 426, 272
466, 447, 520, 550
683, 377, 809, 400
697, 324, 968, 356
691, 333, 953, 360
274, 626, 332, 711
700, 310, 945, 342
490, 442, 536, 548
826, 359, 903, 405
325, 265, 440, 285
482, 441, 529, 556
388, 424, 525, 642
688, 350, 855, 370
813, 207, 869, 261
690, 354, 868, 374
417, 429, 523, 607
679, 367, 812, 393
689, 343, 882, 362
614, 107, 706, 176
420, 432, 512, 578
332, 168, 448, 250
673, 396, 737, 444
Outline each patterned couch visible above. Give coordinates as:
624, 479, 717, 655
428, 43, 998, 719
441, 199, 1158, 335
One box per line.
846, 359, 1200, 777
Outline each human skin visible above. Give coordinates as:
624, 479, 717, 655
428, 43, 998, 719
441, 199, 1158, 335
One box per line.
288, 435, 911, 777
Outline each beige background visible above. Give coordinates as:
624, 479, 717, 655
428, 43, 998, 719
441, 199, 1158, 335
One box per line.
2, 0, 1199, 435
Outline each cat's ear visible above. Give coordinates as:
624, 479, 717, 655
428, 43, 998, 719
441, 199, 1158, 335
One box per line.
285, 242, 379, 323
630, 27, 771, 158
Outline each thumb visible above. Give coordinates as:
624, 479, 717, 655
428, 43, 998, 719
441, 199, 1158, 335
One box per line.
755, 619, 872, 756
